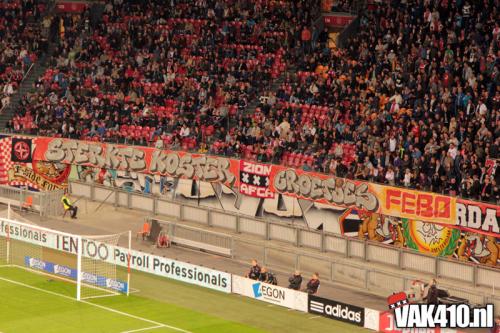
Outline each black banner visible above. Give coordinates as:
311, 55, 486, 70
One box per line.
11, 138, 32, 163
308, 295, 365, 326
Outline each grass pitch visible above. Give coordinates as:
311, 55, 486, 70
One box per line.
0, 265, 368, 333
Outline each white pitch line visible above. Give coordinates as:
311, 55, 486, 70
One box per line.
120, 325, 165, 333
308, 316, 321, 319
0, 276, 191, 333
129, 287, 141, 294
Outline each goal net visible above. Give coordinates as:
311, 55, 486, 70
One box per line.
0, 207, 131, 301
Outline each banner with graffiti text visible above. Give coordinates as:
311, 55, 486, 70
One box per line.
268, 166, 458, 226
33, 137, 239, 188
17, 136, 500, 241
269, 166, 380, 214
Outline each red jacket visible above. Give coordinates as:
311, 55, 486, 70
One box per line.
301, 28, 311, 42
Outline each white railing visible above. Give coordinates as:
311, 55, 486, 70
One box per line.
0, 185, 64, 217
152, 218, 233, 257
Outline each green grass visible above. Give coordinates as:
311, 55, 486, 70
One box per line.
0, 266, 369, 333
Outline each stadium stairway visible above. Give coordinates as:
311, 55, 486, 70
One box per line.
242, 65, 292, 118
0, 62, 49, 129
0, 1, 57, 130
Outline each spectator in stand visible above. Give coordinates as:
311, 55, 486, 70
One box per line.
259, 267, 278, 285
301, 26, 312, 55
305, 272, 320, 295
246, 259, 261, 280
288, 271, 303, 290
258, 267, 268, 282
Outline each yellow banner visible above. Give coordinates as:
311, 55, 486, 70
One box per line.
374, 185, 456, 225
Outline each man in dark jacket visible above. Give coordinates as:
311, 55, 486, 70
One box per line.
246, 259, 261, 280
426, 279, 439, 305
305, 273, 320, 295
288, 271, 302, 290
259, 267, 269, 282
259, 267, 278, 285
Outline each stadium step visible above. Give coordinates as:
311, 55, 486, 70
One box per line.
0, 62, 49, 130
0, 2, 57, 131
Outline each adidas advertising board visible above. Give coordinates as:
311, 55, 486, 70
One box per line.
308, 295, 365, 326
232, 275, 308, 312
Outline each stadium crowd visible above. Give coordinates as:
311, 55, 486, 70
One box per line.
230, 0, 499, 203
0, 0, 45, 110
6, 0, 500, 203
9, 0, 318, 143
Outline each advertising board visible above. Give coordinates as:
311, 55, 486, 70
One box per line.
232, 275, 307, 312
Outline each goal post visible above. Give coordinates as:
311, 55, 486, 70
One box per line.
0, 215, 132, 301
77, 235, 82, 300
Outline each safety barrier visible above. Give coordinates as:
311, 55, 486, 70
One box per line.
150, 218, 500, 317
0, 185, 64, 217
152, 218, 233, 257
231, 237, 500, 313
68, 180, 500, 307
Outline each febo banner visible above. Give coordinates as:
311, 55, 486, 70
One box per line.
375, 187, 457, 225
232, 275, 307, 312
239, 160, 274, 199
33, 138, 239, 187
308, 295, 365, 326
0, 218, 231, 293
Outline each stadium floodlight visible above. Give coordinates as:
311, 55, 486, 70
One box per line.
0, 212, 131, 301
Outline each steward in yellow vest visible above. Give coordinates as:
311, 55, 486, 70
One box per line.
61, 193, 78, 219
